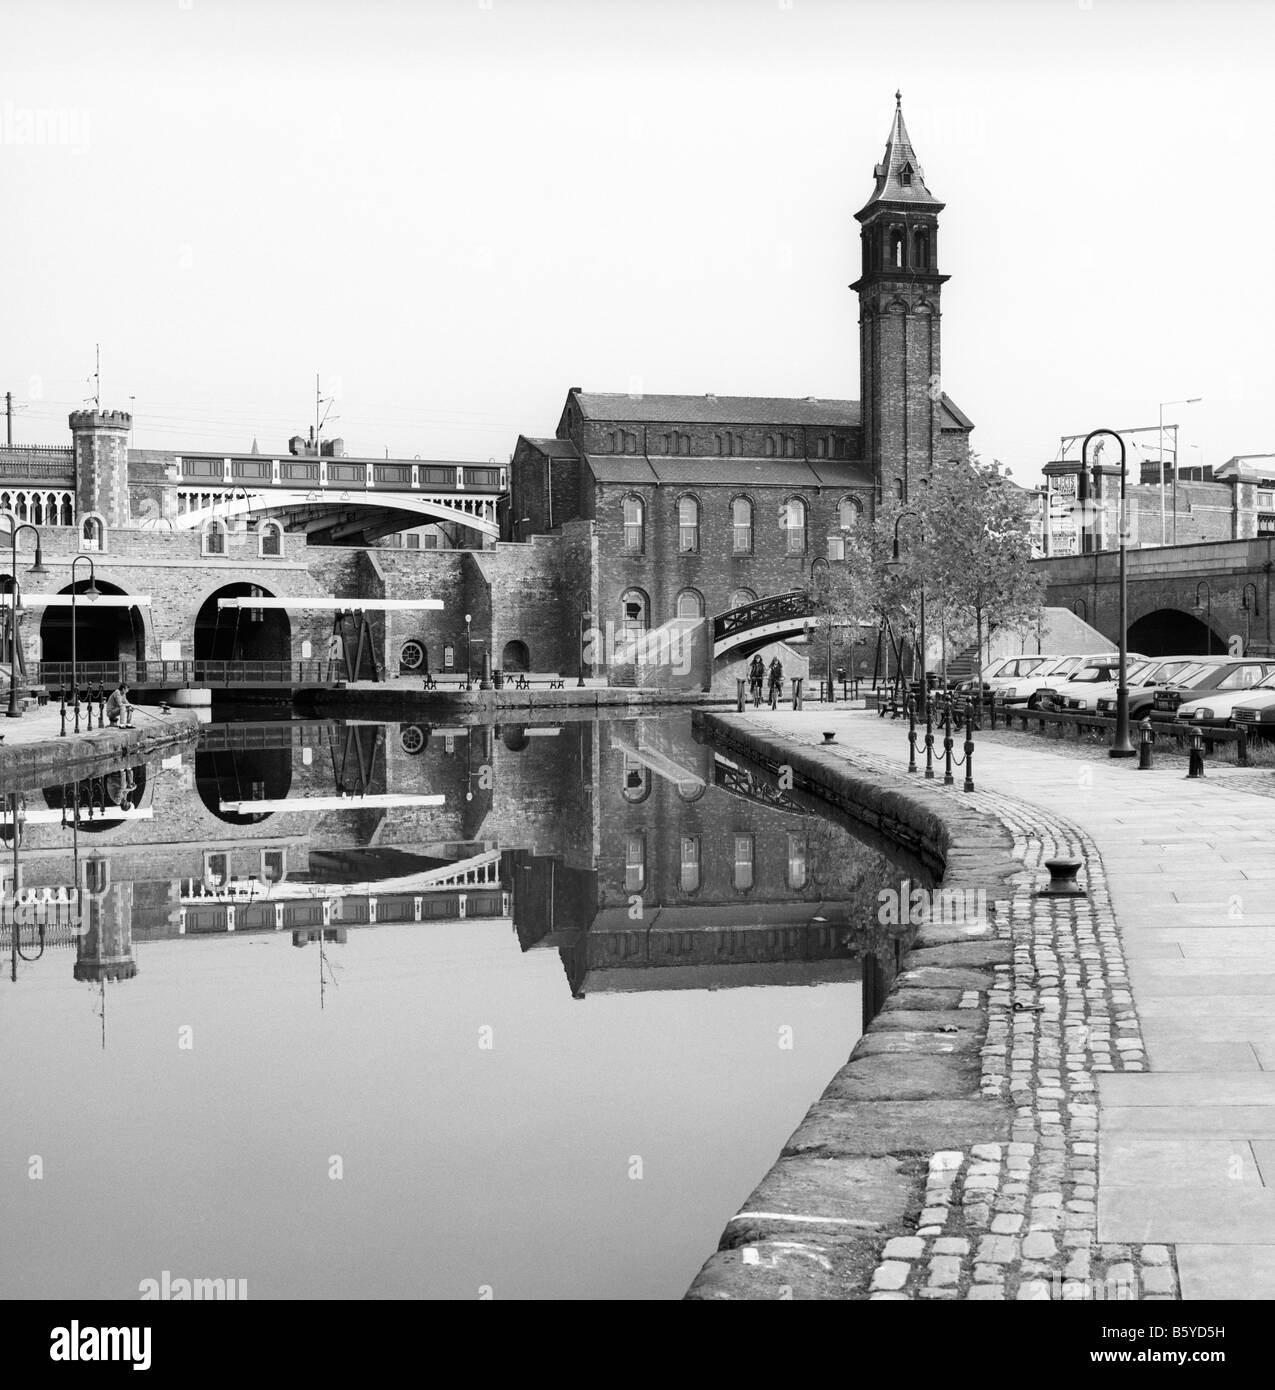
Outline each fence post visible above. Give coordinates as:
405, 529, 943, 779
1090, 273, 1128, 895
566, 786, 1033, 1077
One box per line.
1238, 726, 1249, 767
736, 677, 745, 713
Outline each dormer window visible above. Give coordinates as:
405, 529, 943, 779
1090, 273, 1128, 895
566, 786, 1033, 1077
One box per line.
899, 162, 913, 187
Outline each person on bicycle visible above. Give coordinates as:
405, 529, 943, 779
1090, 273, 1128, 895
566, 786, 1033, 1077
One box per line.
767, 656, 784, 700
748, 654, 765, 704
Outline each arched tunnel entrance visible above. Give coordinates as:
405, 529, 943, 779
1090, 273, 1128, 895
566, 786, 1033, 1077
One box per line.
1127, 608, 1223, 658
195, 747, 293, 826
39, 580, 147, 665
195, 584, 291, 663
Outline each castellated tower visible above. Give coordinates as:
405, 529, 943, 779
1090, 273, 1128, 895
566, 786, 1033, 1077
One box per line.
74, 882, 137, 983
69, 409, 132, 529
851, 94, 949, 505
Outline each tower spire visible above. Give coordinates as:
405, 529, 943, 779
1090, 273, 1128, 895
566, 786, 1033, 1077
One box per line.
857, 92, 942, 217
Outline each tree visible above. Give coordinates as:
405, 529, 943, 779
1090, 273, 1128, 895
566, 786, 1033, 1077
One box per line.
914, 451, 1044, 700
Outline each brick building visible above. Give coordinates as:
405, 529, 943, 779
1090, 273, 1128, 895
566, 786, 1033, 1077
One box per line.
509, 95, 974, 689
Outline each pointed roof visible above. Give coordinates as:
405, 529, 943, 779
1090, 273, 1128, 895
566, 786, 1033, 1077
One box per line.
856, 91, 943, 218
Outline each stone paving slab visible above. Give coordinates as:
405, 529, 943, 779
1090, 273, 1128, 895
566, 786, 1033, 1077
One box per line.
1177, 1245, 1275, 1300
1100, 1137, 1266, 1188
1099, 1188, 1275, 1244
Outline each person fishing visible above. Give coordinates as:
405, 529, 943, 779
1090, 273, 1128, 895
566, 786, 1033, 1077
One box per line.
748, 653, 765, 707
105, 681, 134, 728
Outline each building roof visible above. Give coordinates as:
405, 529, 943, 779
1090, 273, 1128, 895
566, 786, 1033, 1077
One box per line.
572, 391, 861, 428
1215, 454, 1275, 483
939, 393, 974, 431
516, 435, 580, 459
585, 456, 874, 490
856, 93, 943, 218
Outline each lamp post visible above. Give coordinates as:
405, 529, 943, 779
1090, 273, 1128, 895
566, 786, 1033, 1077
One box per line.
4, 522, 48, 718
464, 613, 472, 687
1083, 429, 1134, 756
70, 556, 100, 734
1159, 397, 1201, 545
577, 609, 594, 687
886, 511, 926, 698
1241, 583, 1260, 655
1193, 580, 1214, 655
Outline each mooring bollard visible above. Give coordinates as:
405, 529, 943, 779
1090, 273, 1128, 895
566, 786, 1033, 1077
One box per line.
1138, 715, 1154, 770
942, 699, 955, 786
736, 677, 746, 713
1186, 726, 1206, 779
924, 696, 935, 779
906, 695, 918, 773
1038, 857, 1086, 896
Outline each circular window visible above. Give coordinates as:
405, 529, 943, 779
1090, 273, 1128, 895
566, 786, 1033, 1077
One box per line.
400, 638, 426, 671
400, 724, 428, 754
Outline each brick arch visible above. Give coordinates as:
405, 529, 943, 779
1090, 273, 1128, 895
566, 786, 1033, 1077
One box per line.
38, 572, 154, 668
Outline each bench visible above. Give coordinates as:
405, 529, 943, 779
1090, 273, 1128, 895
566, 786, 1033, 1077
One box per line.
504, 672, 566, 690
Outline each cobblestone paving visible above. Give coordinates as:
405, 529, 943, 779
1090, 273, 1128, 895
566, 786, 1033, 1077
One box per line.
750, 716, 1182, 1301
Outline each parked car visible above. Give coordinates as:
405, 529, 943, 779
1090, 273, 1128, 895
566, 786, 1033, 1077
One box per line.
1055, 659, 1155, 713
1027, 653, 1138, 710
952, 655, 1015, 695
986, 654, 1075, 706
1095, 656, 1225, 720
1229, 690, 1275, 734
1149, 658, 1275, 718
1175, 665, 1275, 727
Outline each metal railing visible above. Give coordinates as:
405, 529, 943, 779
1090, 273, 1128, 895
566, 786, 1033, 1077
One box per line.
36, 659, 337, 688
713, 590, 812, 645
179, 458, 507, 493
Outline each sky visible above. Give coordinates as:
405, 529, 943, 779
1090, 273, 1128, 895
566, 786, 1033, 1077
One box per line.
3, 0, 1274, 487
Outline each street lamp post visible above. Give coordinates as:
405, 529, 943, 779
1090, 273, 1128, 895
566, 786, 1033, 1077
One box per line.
464, 613, 472, 688
1241, 583, 1260, 655
809, 557, 833, 701
577, 609, 594, 687
4, 522, 48, 719
69, 556, 100, 734
1082, 429, 1134, 756
886, 511, 926, 699
1159, 397, 1201, 546
1193, 581, 1214, 654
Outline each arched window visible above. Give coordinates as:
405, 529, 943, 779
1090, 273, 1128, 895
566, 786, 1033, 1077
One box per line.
838, 496, 862, 534
730, 587, 757, 611
30, 495, 43, 525
202, 519, 227, 556
786, 833, 808, 890
625, 833, 646, 892
80, 514, 106, 552
16, 494, 28, 522
622, 495, 644, 552
733, 833, 754, 892
258, 521, 282, 557
501, 640, 530, 672
677, 495, 700, 553
675, 588, 704, 619
60, 496, 74, 527
764, 435, 777, 458
784, 497, 807, 555
621, 755, 650, 804
814, 437, 827, 460
913, 227, 929, 269
890, 229, 904, 268
620, 589, 649, 643
732, 496, 753, 554
679, 836, 701, 894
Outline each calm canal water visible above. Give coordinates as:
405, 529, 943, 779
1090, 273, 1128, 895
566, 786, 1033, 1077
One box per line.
0, 711, 928, 1300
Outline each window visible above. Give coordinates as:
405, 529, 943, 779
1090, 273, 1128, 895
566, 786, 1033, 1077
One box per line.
900, 163, 913, 188
764, 435, 777, 458
678, 495, 700, 552
787, 834, 808, 890
730, 587, 757, 611
815, 437, 827, 459
838, 496, 862, 531
204, 853, 230, 889
259, 521, 282, 557
621, 755, 650, 803
623, 495, 645, 551
80, 515, 106, 552
623, 430, 638, 454
675, 589, 704, 619
202, 519, 227, 555
1259, 491, 1274, 509
620, 589, 649, 642
732, 496, 754, 554
261, 851, 286, 884
894, 479, 905, 501
784, 497, 807, 555
680, 836, 701, 894
625, 834, 646, 893
913, 227, 929, 269
733, 834, 754, 892
783, 435, 796, 458
1260, 515, 1275, 536
827, 534, 845, 562
406, 533, 420, 550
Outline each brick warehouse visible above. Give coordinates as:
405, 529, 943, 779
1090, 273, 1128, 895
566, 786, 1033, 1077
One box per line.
0, 97, 972, 690
509, 94, 973, 690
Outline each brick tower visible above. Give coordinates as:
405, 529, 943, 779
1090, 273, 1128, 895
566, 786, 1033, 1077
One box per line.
69, 408, 132, 529
852, 93, 949, 504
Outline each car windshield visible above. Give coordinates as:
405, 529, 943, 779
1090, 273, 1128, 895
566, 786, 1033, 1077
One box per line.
1069, 665, 1118, 683
1147, 660, 1190, 683
1169, 664, 1213, 686
1216, 664, 1273, 690
1253, 670, 1275, 690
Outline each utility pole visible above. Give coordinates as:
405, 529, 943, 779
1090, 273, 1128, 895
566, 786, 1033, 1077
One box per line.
93, 344, 100, 409
5, 392, 11, 446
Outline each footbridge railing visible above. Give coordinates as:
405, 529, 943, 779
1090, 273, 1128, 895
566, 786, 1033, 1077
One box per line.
712, 590, 815, 658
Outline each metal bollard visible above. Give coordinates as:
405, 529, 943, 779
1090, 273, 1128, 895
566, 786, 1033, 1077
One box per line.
85, 686, 94, 731
923, 696, 935, 779
97, 685, 106, 725
963, 719, 976, 792
59, 689, 67, 738
736, 677, 746, 713
1186, 726, 1206, 779
792, 676, 803, 711
906, 696, 918, 773
1138, 715, 1154, 770
942, 700, 955, 785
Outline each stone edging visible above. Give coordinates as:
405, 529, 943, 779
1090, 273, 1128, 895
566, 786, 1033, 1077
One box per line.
684, 711, 1170, 1302
0, 710, 202, 785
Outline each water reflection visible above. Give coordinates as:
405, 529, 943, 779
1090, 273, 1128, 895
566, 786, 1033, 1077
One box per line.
1, 714, 929, 1012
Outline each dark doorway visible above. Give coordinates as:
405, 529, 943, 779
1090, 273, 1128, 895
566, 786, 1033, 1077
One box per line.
1127, 608, 1220, 657
501, 640, 530, 672
195, 584, 290, 662
195, 747, 293, 826
39, 580, 146, 666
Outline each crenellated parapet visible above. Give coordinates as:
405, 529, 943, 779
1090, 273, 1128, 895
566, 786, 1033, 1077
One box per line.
69, 408, 132, 529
